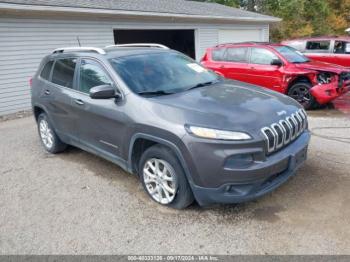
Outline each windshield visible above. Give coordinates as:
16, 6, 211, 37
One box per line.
109, 52, 219, 95
273, 46, 310, 63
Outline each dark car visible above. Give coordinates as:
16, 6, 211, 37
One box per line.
282, 36, 350, 67
201, 42, 350, 109
31, 44, 310, 209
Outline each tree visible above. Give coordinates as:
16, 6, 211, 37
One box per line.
190, 0, 350, 41
191, 0, 239, 7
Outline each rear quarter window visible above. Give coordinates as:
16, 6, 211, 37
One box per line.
306, 41, 330, 51
211, 48, 226, 61
40, 60, 54, 81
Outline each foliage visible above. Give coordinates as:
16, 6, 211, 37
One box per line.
192, 0, 350, 41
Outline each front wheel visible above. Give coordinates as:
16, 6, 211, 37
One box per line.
288, 82, 317, 110
139, 145, 194, 209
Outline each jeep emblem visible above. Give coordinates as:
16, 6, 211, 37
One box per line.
277, 110, 287, 116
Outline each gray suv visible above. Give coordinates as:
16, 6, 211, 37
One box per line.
31, 44, 310, 209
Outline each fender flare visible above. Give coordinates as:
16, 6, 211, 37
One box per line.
32, 103, 60, 135
127, 133, 195, 186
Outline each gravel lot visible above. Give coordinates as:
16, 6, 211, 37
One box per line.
0, 109, 349, 255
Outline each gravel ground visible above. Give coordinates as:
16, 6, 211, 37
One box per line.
0, 109, 349, 255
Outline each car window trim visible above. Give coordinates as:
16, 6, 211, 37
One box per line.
211, 47, 226, 62
222, 47, 249, 64
49, 56, 79, 90
75, 56, 124, 97
249, 47, 279, 65
76, 57, 115, 95
305, 40, 331, 53
38, 59, 55, 83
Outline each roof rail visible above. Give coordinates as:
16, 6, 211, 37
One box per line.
105, 43, 169, 49
215, 41, 270, 47
52, 47, 106, 54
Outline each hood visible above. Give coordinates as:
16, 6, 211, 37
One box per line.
150, 80, 302, 136
293, 60, 347, 74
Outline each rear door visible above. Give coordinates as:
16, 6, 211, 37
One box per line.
72, 58, 126, 158
44, 57, 79, 141
247, 47, 284, 92
211, 47, 251, 83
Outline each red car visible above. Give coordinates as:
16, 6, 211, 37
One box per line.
201, 42, 350, 109
282, 36, 350, 68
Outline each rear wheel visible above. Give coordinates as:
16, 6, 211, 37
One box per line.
288, 82, 317, 110
37, 113, 67, 153
139, 145, 194, 209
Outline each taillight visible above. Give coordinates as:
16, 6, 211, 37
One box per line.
201, 53, 208, 62
29, 77, 33, 88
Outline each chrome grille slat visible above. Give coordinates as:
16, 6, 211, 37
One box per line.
271, 123, 284, 149
287, 116, 297, 140
261, 109, 307, 154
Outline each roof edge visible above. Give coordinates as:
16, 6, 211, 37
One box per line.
0, 3, 282, 23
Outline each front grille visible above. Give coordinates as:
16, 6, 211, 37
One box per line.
261, 109, 307, 154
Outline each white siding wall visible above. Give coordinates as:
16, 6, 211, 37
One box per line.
0, 16, 269, 116
0, 18, 114, 115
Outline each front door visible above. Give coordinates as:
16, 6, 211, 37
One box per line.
72, 58, 126, 158
247, 47, 284, 93
332, 40, 350, 67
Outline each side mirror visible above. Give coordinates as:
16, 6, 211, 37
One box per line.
271, 59, 283, 67
345, 43, 350, 53
89, 84, 117, 99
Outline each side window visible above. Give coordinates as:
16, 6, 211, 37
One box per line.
52, 58, 77, 88
225, 47, 248, 63
250, 48, 278, 65
79, 59, 113, 94
40, 60, 54, 81
212, 48, 226, 61
306, 41, 330, 51
334, 41, 349, 54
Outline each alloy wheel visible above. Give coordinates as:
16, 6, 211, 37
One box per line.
143, 158, 178, 204
289, 85, 311, 107
39, 119, 54, 149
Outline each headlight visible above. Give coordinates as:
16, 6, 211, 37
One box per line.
317, 72, 333, 84
186, 125, 252, 140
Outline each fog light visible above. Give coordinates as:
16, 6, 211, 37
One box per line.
225, 154, 254, 169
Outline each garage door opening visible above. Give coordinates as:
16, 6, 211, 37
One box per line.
114, 29, 196, 59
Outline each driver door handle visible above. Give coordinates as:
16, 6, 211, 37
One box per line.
74, 99, 84, 105
44, 89, 50, 95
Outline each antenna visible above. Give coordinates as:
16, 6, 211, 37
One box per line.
77, 36, 81, 47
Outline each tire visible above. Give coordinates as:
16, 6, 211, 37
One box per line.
139, 145, 194, 209
37, 113, 67, 154
288, 82, 317, 110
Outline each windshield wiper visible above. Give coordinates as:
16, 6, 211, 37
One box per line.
186, 80, 218, 91
137, 90, 173, 96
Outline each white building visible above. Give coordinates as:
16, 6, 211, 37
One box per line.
0, 0, 280, 115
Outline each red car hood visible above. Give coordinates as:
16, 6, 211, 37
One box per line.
293, 60, 347, 74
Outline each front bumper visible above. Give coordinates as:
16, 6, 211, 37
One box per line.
189, 131, 311, 206
310, 80, 350, 105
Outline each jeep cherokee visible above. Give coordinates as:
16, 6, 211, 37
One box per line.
31, 44, 310, 209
